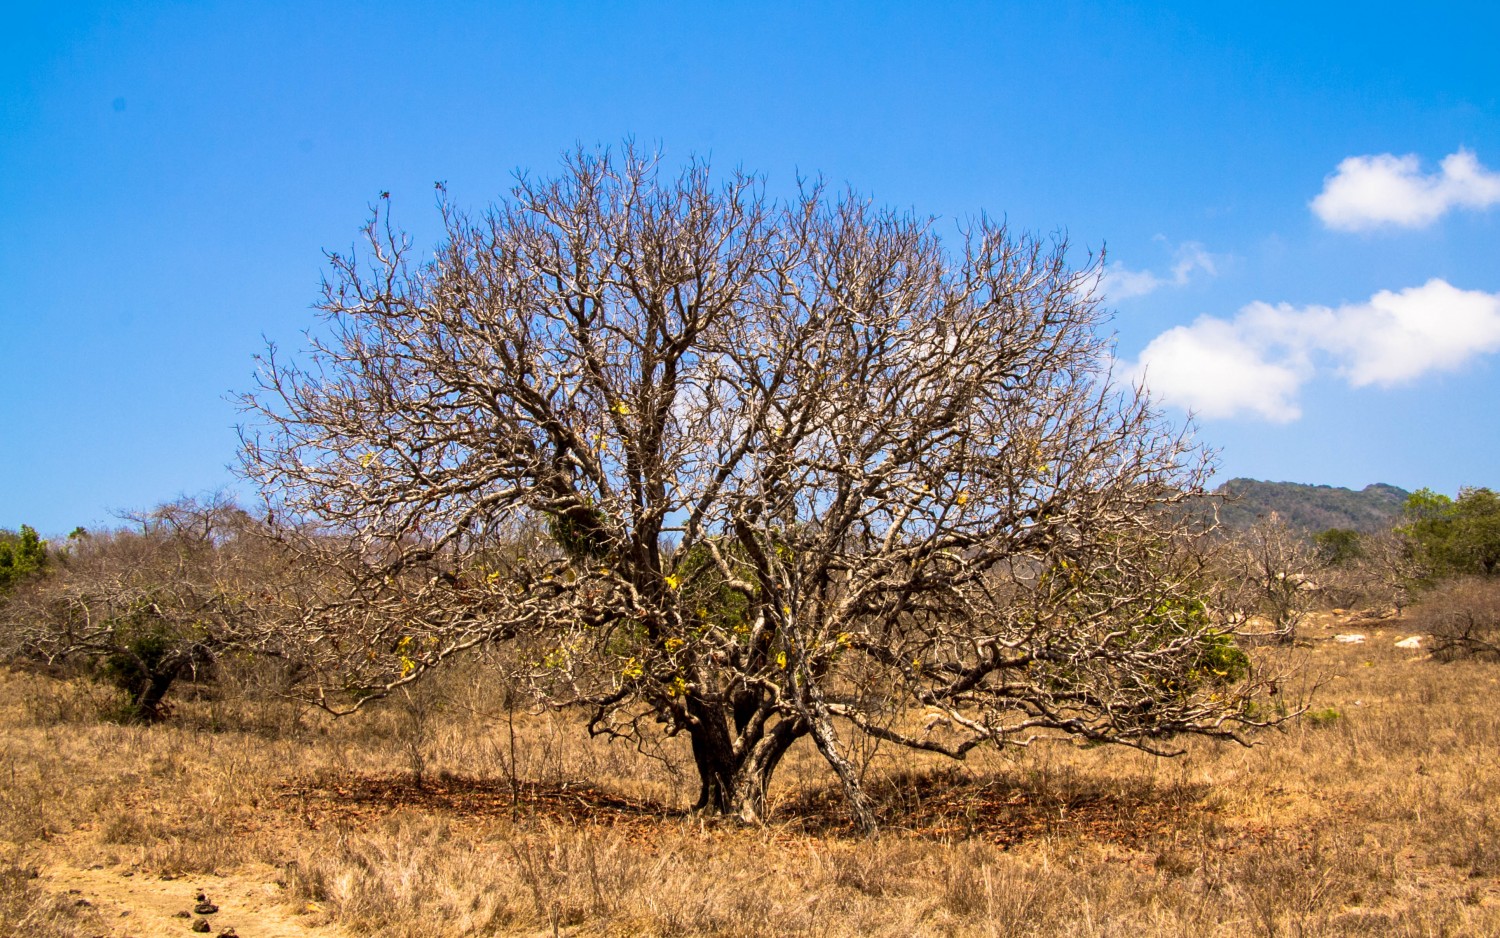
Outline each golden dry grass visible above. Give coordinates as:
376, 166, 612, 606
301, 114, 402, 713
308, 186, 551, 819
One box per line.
3, 609, 1499, 937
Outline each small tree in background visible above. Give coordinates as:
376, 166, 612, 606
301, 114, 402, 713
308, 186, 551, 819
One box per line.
0, 496, 298, 722
0, 526, 48, 592
1347, 527, 1430, 616
1313, 528, 1364, 569
1213, 513, 1316, 642
242, 147, 1279, 830
1310, 527, 1359, 610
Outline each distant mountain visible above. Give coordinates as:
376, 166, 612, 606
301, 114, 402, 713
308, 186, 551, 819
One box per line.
1209, 479, 1412, 534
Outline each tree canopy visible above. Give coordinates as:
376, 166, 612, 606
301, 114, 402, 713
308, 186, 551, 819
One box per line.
1401, 487, 1500, 579
241, 148, 1276, 830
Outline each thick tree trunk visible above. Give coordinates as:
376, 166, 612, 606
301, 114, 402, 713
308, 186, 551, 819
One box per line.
132, 667, 180, 723
684, 695, 805, 822
687, 707, 738, 814
728, 717, 804, 824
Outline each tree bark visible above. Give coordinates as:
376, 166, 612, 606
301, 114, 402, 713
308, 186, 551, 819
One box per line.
808, 709, 879, 834
728, 716, 804, 824
685, 695, 806, 822
132, 664, 181, 723
686, 703, 738, 814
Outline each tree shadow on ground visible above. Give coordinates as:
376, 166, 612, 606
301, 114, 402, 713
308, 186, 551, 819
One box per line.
280, 765, 1213, 849
776, 766, 1212, 846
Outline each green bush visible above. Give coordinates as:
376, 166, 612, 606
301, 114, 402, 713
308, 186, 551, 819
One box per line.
1306, 707, 1342, 727
0, 525, 47, 591
1191, 628, 1251, 686
1314, 528, 1364, 567
1143, 596, 1250, 689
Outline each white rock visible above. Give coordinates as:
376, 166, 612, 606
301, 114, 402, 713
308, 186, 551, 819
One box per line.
1334, 634, 1366, 644
1395, 636, 1422, 649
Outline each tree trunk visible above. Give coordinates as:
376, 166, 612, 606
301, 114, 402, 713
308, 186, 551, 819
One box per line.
132, 667, 180, 723
684, 695, 805, 822
727, 717, 804, 824
808, 709, 879, 834
687, 707, 738, 814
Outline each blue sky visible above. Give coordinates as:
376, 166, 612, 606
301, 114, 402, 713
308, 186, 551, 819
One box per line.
3, 2, 1497, 535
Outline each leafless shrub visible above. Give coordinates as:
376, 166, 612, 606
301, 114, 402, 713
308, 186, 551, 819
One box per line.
1345, 527, 1429, 615
1210, 512, 1316, 643
0, 495, 308, 722
6, 671, 125, 727
394, 683, 443, 788
1417, 577, 1500, 661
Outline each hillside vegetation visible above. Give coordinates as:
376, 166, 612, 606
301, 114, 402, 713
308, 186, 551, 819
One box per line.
1211, 479, 1412, 533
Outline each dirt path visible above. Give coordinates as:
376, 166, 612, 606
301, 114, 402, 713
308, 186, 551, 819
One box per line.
40, 861, 347, 938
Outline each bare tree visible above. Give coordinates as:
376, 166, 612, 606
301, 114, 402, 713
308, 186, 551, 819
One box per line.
241, 147, 1277, 831
1211, 513, 1317, 643
1307, 525, 1429, 617
1355, 527, 1429, 616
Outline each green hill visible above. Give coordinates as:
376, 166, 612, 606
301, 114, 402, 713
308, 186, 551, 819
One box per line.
1209, 479, 1411, 534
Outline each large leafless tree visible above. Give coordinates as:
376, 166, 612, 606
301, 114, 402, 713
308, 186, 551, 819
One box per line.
241, 148, 1275, 831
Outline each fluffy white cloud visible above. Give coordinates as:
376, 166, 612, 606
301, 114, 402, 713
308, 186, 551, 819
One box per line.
1097, 241, 1217, 301
1127, 280, 1500, 421
1132, 318, 1307, 421
1311, 149, 1500, 231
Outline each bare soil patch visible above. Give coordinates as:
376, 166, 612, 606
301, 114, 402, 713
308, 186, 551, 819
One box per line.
37, 861, 345, 938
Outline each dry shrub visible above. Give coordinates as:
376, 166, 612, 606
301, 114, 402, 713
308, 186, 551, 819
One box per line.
0, 864, 103, 938
2, 668, 128, 727
1417, 577, 1500, 660
190, 652, 314, 738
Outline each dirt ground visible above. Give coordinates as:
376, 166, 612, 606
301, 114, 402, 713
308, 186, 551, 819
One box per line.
40, 858, 346, 938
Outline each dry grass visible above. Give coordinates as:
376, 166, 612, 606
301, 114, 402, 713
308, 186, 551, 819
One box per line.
0, 863, 108, 938
3, 609, 1500, 936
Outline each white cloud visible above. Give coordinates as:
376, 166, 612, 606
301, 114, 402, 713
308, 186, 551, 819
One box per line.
1098, 265, 1165, 302
1311, 149, 1500, 231
1127, 280, 1500, 421
1097, 240, 1218, 301
1133, 318, 1307, 421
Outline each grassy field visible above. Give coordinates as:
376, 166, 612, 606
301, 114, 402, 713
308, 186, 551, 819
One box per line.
1, 609, 1497, 937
